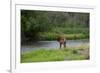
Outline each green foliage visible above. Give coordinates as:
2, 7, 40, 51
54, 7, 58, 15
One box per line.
21, 10, 89, 42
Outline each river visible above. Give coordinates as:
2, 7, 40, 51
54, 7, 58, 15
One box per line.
21, 39, 89, 54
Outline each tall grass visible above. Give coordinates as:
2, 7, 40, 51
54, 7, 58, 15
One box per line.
38, 32, 89, 40
38, 27, 89, 40
52, 27, 89, 34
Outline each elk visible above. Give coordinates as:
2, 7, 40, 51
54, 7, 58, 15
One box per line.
57, 35, 66, 49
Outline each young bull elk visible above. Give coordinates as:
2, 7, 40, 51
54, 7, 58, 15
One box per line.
57, 36, 66, 49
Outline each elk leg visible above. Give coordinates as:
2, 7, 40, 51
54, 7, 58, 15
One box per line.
64, 42, 66, 48
60, 43, 62, 49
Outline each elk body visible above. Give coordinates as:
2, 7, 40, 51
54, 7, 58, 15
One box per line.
57, 36, 66, 49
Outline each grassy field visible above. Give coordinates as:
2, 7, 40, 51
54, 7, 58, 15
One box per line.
38, 32, 89, 40
38, 27, 89, 40
21, 45, 89, 63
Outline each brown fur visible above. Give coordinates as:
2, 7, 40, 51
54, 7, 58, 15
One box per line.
57, 36, 66, 49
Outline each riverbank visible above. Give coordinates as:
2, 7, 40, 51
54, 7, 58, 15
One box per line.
21, 45, 89, 63
38, 32, 89, 41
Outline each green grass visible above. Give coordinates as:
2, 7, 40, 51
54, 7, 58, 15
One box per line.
37, 27, 89, 40
38, 32, 89, 40
21, 45, 89, 63
52, 27, 89, 34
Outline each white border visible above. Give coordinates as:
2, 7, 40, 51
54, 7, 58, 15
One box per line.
11, 3, 96, 73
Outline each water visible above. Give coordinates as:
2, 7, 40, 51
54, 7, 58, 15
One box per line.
21, 39, 89, 53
